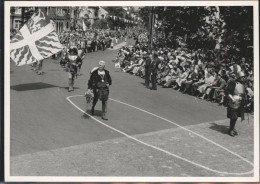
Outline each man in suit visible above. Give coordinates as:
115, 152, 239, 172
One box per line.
144, 51, 152, 88
88, 61, 112, 120
149, 52, 160, 90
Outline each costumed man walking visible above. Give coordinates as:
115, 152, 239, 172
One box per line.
144, 51, 152, 88
149, 52, 160, 90
88, 61, 112, 120
225, 71, 246, 137
67, 48, 81, 92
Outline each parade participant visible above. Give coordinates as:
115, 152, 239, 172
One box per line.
67, 48, 81, 92
149, 52, 160, 90
36, 59, 44, 75
144, 51, 152, 88
225, 71, 246, 137
77, 45, 84, 76
88, 61, 112, 120
60, 47, 68, 68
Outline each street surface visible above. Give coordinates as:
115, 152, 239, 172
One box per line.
9, 39, 254, 177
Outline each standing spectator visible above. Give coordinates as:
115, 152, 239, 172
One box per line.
149, 52, 160, 90
144, 51, 152, 88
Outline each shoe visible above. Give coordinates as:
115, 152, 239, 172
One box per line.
233, 129, 238, 135
211, 99, 217, 103
172, 86, 178, 90
219, 101, 224, 105
90, 109, 94, 116
228, 130, 236, 137
102, 114, 108, 120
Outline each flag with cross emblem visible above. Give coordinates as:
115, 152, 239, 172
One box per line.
10, 8, 63, 66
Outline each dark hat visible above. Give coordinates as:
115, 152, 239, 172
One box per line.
69, 48, 78, 55
153, 51, 159, 56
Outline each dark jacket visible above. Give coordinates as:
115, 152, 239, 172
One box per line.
145, 57, 152, 69
88, 69, 112, 90
149, 57, 160, 74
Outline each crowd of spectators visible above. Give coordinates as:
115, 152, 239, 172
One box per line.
114, 41, 254, 113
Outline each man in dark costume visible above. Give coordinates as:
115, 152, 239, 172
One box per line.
67, 48, 82, 92
225, 71, 246, 137
88, 61, 112, 120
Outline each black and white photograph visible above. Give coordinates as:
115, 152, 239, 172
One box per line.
4, 1, 259, 182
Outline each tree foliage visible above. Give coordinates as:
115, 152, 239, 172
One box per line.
92, 19, 108, 29
219, 6, 253, 59
139, 6, 253, 61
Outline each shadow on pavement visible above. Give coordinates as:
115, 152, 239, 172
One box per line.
59, 86, 80, 91
209, 122, 229, 135
93, 110, 103, 117
81, 109, 103, 119
139, 82, 146, 86
11, 82, 58, 91
82, 111, 91, 119
47, 69, 61, 71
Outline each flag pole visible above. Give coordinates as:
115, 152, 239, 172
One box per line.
148, 6, 154, 50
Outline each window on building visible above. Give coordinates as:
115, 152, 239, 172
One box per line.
63, 9, 67, 15
16, 8, 21, 15
66, 22, 69, 29
14, 20, 21, 29
94, 9, 98, 17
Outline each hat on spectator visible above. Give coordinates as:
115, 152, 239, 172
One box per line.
69, 48, 78, 55
153, 51, 159, 56
237, 71, 245, 78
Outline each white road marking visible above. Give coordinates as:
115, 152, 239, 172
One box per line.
67, 95, 254, 176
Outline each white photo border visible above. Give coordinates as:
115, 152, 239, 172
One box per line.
4, 1, 259, 182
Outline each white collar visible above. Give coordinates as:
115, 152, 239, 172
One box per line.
98, 70, 105, 75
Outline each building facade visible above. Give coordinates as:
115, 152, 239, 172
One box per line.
47, 7, 71, 33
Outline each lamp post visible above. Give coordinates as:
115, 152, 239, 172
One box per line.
148, 6, 155, 50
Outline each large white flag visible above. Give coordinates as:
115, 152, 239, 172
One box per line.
10, 8, 63, 66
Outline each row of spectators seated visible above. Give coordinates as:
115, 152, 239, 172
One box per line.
114, 44, 254, 113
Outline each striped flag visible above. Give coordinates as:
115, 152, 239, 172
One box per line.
82, 19, 86, 31
10, 8, 63, 66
